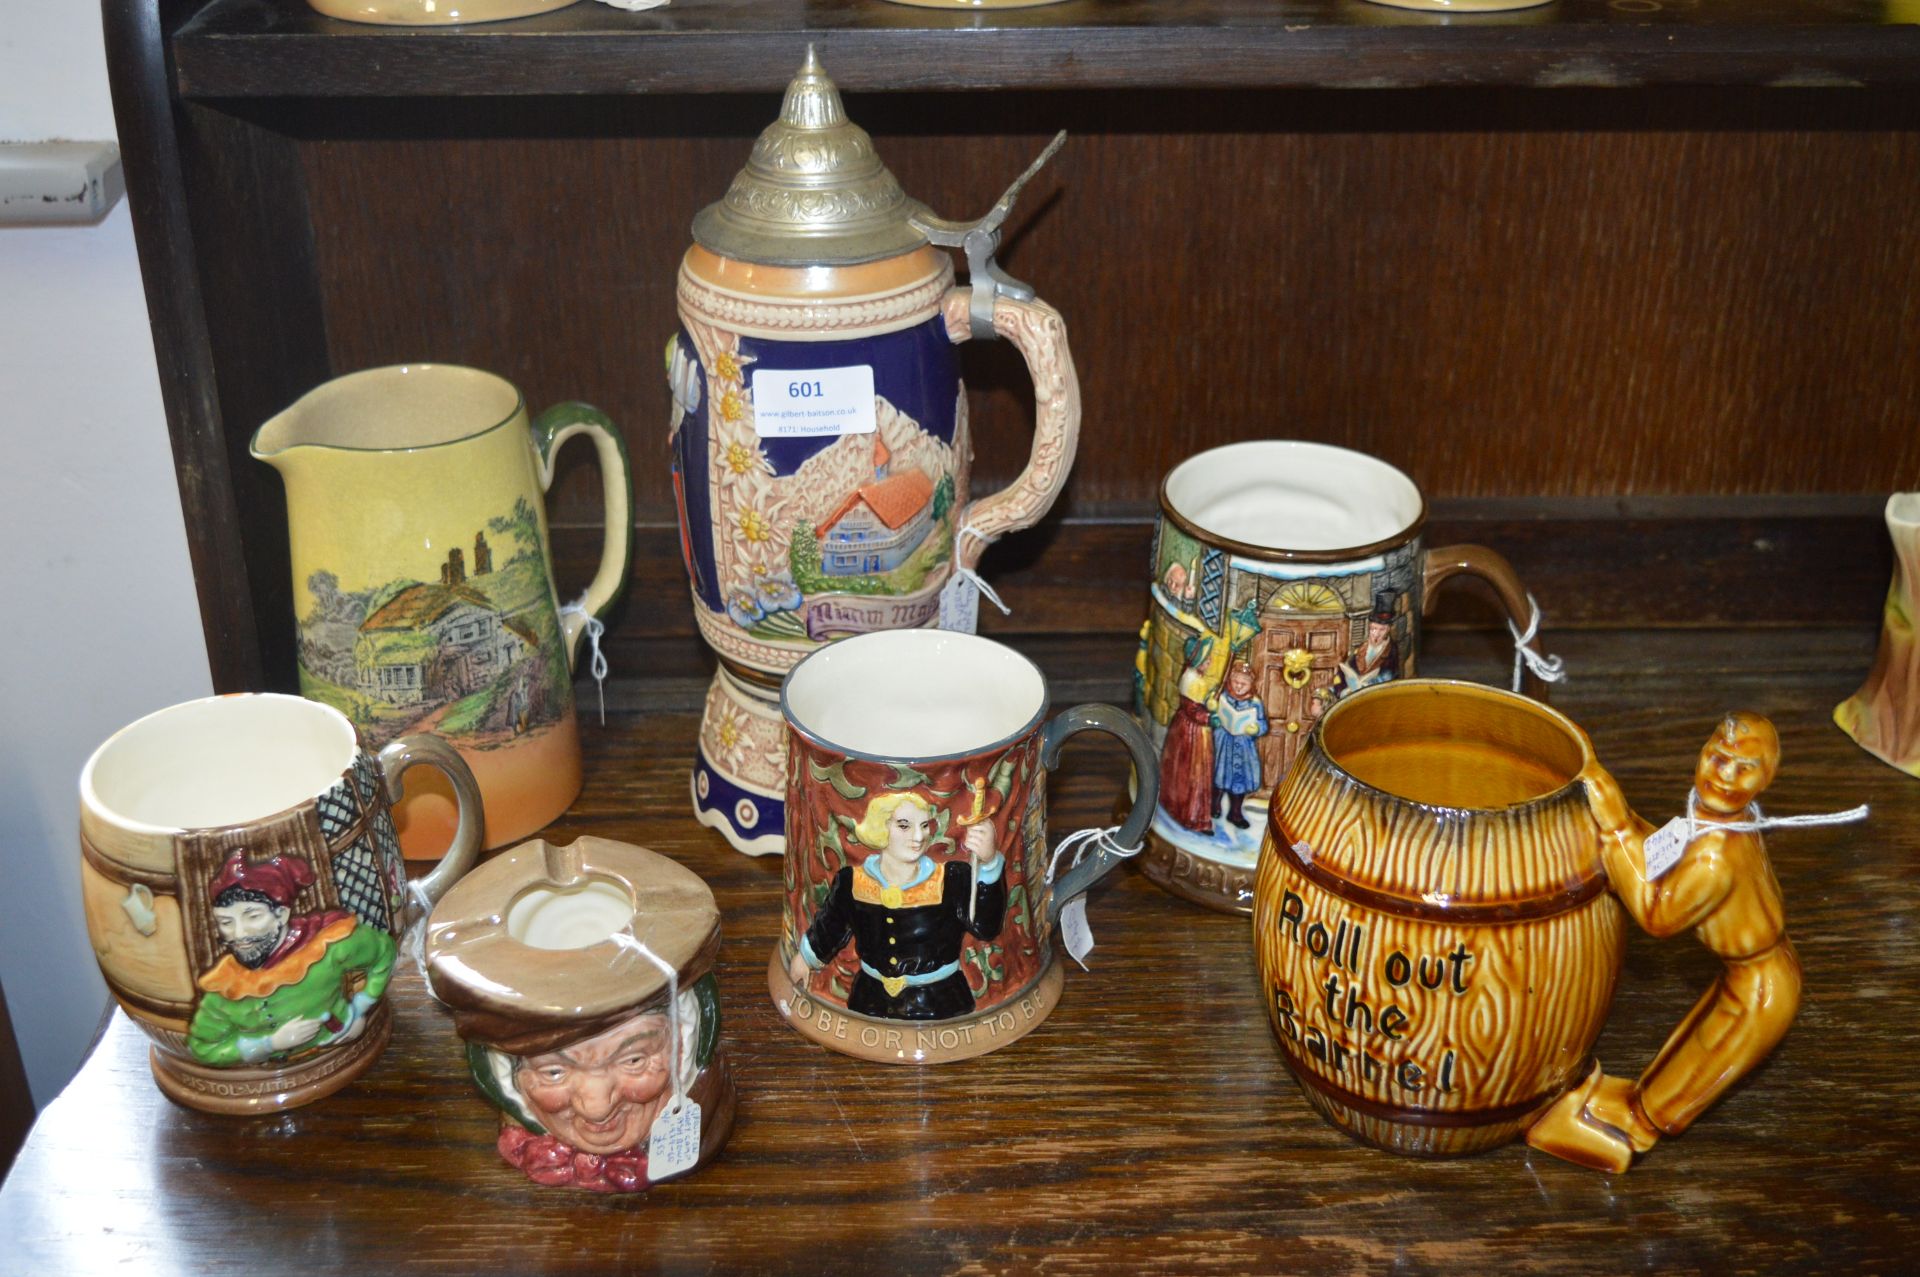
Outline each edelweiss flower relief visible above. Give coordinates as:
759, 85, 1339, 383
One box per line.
738, 508, 772, 544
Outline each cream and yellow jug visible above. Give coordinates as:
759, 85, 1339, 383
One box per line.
254, 364, 632, 856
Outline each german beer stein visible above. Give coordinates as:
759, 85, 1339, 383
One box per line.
1253, 680, 1804, 1171
671, 49, 1081, 855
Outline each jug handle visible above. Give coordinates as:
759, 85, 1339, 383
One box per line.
1421, 543, 1550, 697
378, 733, 484, 909
1526, 746, 1803, 1173
941, 288, 1081, 575
533, 403, 634, 672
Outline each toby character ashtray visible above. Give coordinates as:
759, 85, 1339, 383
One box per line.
424, 836, 735, 1192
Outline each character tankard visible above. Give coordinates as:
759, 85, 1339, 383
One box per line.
1253, 682, 1824, 1168
1140, 442, 1551, 915
773, 631, 1158, 1063
79, 694, 481, 1114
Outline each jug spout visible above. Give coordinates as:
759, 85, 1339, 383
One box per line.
249, 399, 310, 472
250, 364, 528, 474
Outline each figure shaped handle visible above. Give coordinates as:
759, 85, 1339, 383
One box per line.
1527, 720, 1804, 1173
533, 402, 634, 671
1422, 543, 1547, 697
941, 289, 1081, 574
1039, 704, 1160, 924
378, 734, 484, 909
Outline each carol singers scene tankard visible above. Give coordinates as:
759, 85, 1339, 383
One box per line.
1137, 441, 1545, 915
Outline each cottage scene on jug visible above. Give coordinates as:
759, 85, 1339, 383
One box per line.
296, 501, 566, 752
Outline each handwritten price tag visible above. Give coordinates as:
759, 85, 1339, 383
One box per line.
647, 1096, 703, 1182
937, 572, 981, 634
750, 365, 876, 438
1642, 817, 1693, 881
1059, 896, 1095, 970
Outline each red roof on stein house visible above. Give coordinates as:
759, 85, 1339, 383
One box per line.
815, 469, 935, 539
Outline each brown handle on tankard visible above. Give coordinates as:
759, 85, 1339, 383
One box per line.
1422, 543, 1549, 698
378, 733, 485, 909
1526, 726, 1804, 1174
940, 289, 1080, 574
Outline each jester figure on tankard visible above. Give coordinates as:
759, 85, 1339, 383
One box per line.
188, 852, 396, 1068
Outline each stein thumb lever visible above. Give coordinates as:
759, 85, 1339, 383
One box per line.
911, 131, 1067, 340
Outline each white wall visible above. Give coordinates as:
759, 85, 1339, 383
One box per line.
0, 3, 213, 1106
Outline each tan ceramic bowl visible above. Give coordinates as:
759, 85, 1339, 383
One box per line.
305, 0, 578, 26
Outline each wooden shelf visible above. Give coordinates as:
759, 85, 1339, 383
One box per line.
172, 0, 1920, 98
105, 1, 1920, 697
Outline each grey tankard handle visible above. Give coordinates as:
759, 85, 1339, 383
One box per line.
377, 733, 485, 909
1040, 703, 1160, 925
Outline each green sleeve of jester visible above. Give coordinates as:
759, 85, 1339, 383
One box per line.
187, 919, 398, 1067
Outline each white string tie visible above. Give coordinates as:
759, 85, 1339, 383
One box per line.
949, 524, 1011, 618
957, 566, 1011, 616
607, 933, 688, 1114
561, 599, 609, 725
1507, 593, 1566, 693
1683, 790, 1868, 841
1045, 824, 1144, 885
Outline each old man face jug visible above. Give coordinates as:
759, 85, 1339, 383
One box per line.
672, 49, 1081, 856
425, 837, 735, 1192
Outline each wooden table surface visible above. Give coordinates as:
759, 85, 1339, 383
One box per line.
5, 627, 1916, 1275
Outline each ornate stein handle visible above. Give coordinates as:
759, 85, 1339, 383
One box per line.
1040, 704, 1160, 923
1527, 728, 1804, 1173
378, 734, 485, 908
940, 289, 1081, 573
533, 402, 635, 670
1422, 543, 1551, 697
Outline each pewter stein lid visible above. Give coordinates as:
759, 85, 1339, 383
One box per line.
692, 46, 930, 268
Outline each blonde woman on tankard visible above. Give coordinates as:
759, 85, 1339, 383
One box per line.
788, 791, 1005, 1021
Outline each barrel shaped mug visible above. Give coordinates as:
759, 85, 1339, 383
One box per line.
1253, 680, 1626, 1156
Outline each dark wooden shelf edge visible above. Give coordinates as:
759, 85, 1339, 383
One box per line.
172, 26, 1920, 98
